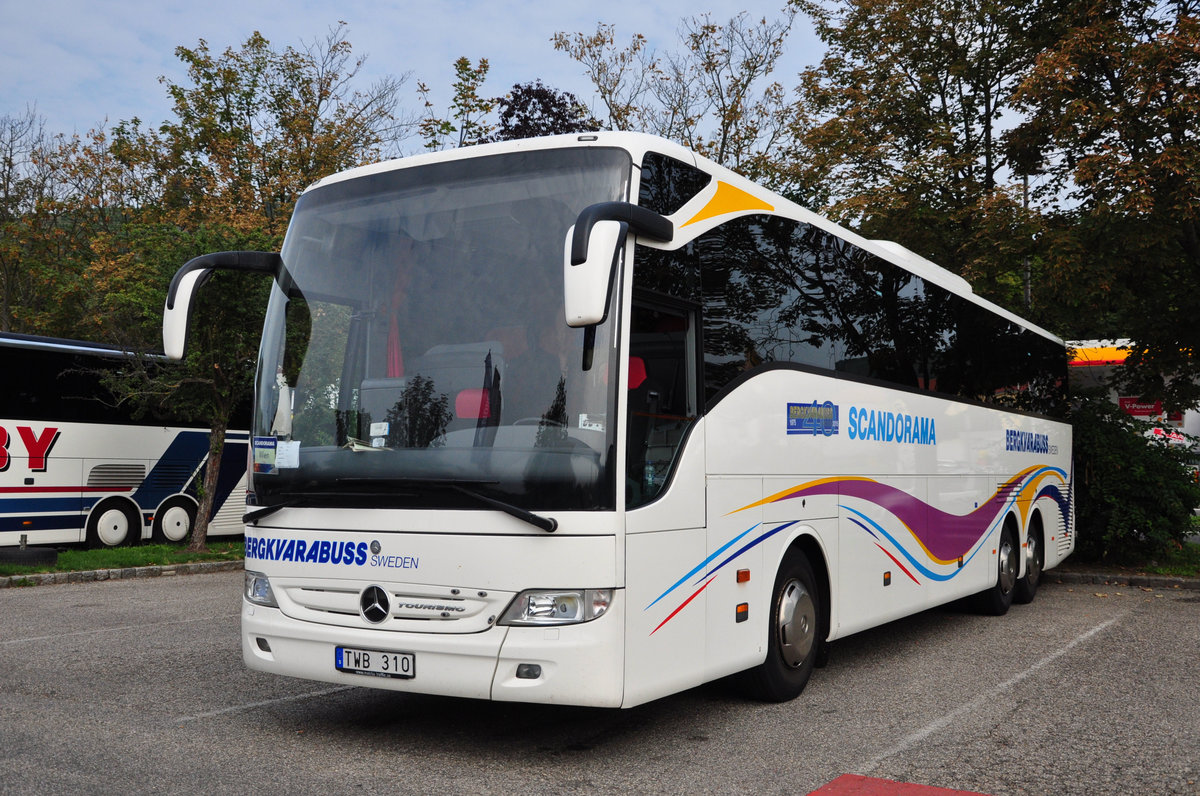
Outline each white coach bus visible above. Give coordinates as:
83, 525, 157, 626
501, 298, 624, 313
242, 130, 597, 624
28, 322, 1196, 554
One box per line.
0, 333, 248, 547
164, 133, 1073, 707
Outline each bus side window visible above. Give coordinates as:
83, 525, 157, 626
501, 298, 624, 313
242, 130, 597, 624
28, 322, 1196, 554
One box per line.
626, 298, 698, 508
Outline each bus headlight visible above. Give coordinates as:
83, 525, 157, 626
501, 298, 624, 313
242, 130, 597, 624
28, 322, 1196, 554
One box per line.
499, 589, 612, 626
244, 570, 278, 607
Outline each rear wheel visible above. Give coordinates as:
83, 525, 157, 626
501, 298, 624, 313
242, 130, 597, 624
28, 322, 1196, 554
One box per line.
87, 499, 141, 548
1013, 521, 1044, 605
742, 550, 824, 702
152, 496, 197, 543
975, 522, 1019, 616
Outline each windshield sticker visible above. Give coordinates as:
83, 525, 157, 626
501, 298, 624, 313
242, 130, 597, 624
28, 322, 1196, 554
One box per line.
276, 440, 301, 468
252, 436, 277, 474
579, 413, 605, 432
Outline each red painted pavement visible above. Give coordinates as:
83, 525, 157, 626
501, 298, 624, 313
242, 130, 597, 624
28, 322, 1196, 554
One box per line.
807, 774, 989, 795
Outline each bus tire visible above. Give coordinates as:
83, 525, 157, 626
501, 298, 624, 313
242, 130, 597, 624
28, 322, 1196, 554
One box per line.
0, 545, 58, 566
742, 550, 823, 702
153, 496, 197, 543
975, 521, 1019, 616
86, 499, 141, 548
1013, 518, 1044, 605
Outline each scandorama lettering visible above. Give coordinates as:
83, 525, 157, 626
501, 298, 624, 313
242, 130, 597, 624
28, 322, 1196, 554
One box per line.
846, 406, 936, 446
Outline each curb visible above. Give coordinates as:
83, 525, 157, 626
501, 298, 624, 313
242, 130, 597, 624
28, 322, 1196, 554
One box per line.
0, 559, 243, 589
1049, 570, 1200, 591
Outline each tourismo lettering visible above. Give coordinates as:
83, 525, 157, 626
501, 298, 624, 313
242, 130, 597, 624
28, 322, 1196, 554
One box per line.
847, 407, 936, 446
245, 536, 368, 566
1005, 429, 1050, 454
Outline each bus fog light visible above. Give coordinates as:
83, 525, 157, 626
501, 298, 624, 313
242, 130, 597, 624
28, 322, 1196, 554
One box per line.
516, 663, 542, 679
499, 588, 613, 626
244, 571, 278, 607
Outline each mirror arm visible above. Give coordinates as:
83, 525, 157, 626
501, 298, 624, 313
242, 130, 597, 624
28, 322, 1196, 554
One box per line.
569, 202, 673, 265
167, 251, 282, 310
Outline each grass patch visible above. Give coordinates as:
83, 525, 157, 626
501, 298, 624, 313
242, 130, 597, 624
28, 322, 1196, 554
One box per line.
1138, 539, 1200, 578
0, 540, 244, 578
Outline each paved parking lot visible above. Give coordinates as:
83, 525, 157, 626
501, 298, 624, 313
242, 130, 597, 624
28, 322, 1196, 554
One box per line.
1, 570, 1197, 794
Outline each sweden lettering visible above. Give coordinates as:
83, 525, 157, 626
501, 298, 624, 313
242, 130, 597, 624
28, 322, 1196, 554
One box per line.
847, 407, 936, 446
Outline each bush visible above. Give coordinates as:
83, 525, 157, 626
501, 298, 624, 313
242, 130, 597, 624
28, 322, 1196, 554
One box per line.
1071, 392, 1200, 563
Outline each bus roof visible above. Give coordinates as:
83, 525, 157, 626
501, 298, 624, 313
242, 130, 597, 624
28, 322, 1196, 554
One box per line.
0, 331, 145, 359
301, 131, 1064, 348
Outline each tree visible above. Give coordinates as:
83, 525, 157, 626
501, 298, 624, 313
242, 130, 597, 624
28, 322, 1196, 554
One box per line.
1010, 0, 1200, 410
787, 0, 1043, 311
553, 11, 798, 185
417, 57, 496, 150
0, 109, 113, 337
552, 25, 660, 133
489, 80, 602, 141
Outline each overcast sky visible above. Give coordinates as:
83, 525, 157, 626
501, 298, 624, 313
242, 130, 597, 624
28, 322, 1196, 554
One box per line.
1, 0, 823, 148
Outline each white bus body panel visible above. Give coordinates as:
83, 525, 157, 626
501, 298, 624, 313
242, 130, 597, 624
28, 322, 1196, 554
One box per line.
701, 369, 1072, 640
242, 515, 625, 707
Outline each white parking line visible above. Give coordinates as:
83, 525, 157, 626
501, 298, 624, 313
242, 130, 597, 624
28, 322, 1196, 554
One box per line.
176, 685, 356, 722
856, 613, 1128, 775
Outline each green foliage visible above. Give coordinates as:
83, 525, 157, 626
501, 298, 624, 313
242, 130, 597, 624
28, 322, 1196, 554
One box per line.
417, 57, 496, 149
1011, 1, 1200, 411
553, 12, 798, 184
1071, 391, 1200, 563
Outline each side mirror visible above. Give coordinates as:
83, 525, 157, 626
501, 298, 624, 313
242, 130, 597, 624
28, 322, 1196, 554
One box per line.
163, 267, 213, 360
563, 202, 673, 329
563, 219, 625, 327
162, 251, 282, 360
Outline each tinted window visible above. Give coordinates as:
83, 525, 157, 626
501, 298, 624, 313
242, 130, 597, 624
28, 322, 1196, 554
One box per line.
634, 215, 1066, 416
638, 152, 711, 217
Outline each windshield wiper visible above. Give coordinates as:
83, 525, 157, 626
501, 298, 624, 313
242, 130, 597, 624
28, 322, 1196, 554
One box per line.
449, 484, 558, 533
244, 500, 297, 525
245, 480, 559, 533
335, 477, 558, 533
242, 488, 422, 525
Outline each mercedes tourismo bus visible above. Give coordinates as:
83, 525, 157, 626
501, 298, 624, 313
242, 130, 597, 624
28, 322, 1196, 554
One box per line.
0, 333, 248, 547
164, 133, 1074, 707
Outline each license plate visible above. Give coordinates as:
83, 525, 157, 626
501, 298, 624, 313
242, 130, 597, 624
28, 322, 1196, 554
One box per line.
335, 646, 415, 679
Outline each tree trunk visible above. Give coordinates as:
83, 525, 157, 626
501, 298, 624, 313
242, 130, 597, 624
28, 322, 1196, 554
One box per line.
188, 417, 227, 552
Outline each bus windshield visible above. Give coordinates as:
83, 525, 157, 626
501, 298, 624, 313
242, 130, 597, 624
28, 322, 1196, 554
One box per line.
252, 147, 631, 513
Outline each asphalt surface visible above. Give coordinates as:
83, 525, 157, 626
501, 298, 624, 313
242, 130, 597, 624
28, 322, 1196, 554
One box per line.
1, 569, 1197, 795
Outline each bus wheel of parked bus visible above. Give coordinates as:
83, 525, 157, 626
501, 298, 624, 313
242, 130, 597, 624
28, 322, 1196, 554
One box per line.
86, 498, 141, 548
1014, 515, 1045, 605
975, 519, 1020, 616
152, 496, 197, 543
744, 549, 824, 702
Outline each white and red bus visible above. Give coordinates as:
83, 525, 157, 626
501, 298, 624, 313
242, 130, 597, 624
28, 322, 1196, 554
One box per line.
165, 133, 1073, 707
0, 333, 248, 547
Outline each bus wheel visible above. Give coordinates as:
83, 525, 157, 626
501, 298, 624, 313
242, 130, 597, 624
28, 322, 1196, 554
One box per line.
1014, 521, 1044, 605
153, 496, 197, 543
742, 550, 823, 702
975, 522, 1019, 616
87, 499, 141, 548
